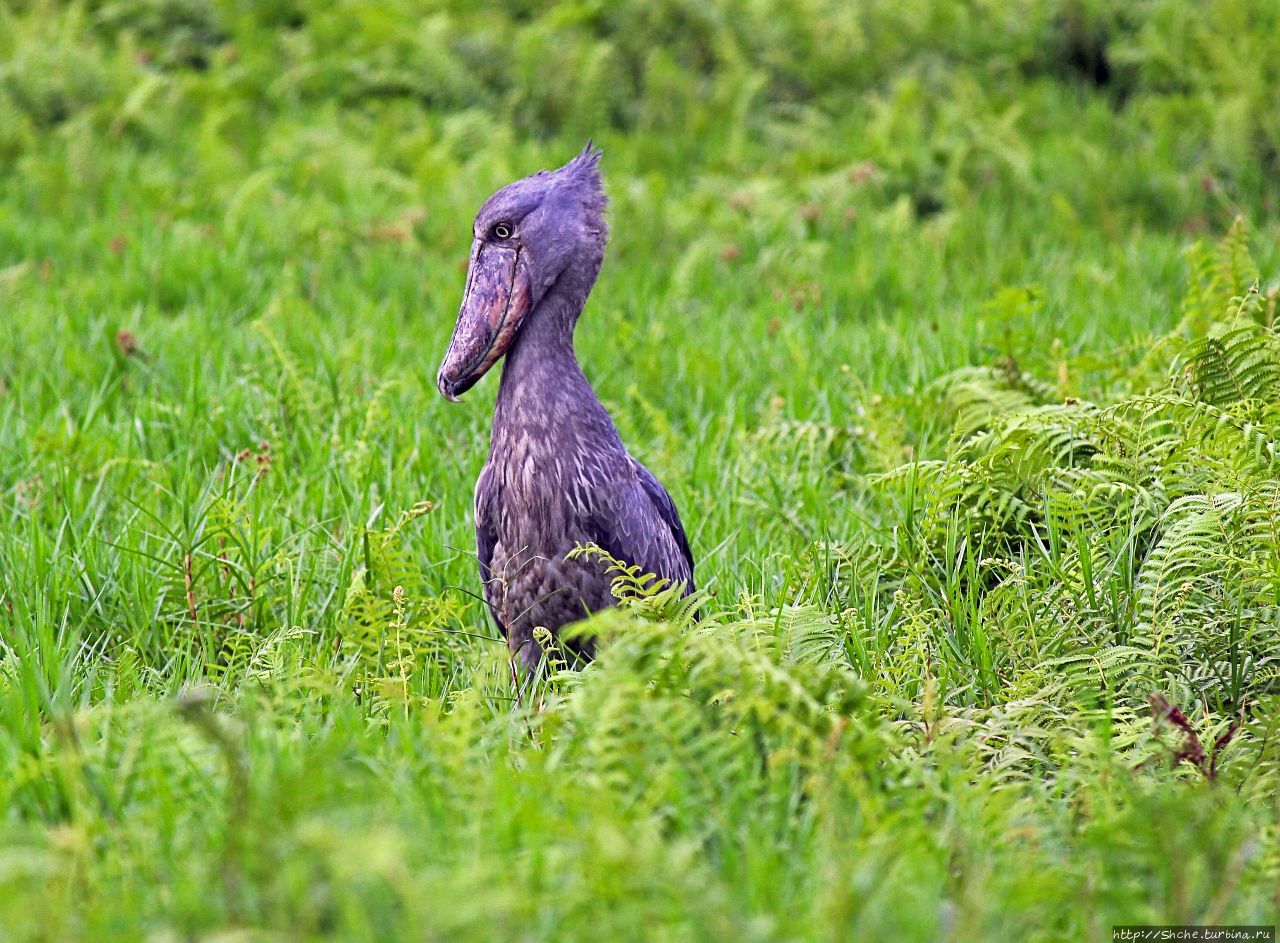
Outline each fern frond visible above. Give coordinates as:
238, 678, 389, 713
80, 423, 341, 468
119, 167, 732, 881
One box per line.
567, 542, 711, 628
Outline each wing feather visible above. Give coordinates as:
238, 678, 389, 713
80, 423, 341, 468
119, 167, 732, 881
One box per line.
629, 457, 695, 590
589, 455, 694, 592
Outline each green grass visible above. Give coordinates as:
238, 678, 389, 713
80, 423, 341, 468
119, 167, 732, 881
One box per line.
3, 1, 1280, 939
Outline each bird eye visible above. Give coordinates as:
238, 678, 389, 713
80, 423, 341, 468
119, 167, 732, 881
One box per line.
493, 223, 513, 239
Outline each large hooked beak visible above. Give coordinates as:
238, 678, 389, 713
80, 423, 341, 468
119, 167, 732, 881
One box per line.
437, 241, 534, 401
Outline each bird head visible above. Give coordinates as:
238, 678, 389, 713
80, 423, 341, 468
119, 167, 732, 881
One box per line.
437, 142, 608, 402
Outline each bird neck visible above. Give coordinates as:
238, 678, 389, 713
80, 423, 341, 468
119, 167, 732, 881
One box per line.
504, 284, 580, 374
492, 269, 619, 452
494, 279, 582, 404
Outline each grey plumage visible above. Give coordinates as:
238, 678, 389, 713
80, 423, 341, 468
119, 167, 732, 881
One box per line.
438, 144, 694, 671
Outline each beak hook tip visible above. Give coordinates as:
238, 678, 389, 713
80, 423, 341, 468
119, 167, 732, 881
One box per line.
437, 370, 463, 403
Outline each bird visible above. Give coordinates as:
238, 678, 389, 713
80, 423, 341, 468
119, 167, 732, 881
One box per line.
436, 143, 695, 672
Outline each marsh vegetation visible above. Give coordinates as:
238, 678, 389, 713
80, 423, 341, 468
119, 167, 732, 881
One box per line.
1, 1, 1279, 938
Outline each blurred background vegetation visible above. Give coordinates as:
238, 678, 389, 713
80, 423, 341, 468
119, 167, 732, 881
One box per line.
5, 0, 1280, 212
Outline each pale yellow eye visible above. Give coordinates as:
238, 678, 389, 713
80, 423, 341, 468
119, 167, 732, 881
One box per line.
493, 223, 513, 239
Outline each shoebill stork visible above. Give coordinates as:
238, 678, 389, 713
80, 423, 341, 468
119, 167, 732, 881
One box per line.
437, 144, 695, 671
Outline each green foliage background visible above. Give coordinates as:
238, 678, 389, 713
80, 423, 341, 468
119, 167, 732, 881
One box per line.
2, 0, 1280, 939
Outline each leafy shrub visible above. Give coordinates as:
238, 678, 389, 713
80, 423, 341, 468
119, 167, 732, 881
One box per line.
814, 222, 1280, 724
93, 0, 228, 69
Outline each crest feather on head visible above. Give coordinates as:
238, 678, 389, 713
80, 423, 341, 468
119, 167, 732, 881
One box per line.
558, 140, 604, 191
554, 140, 607, 226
